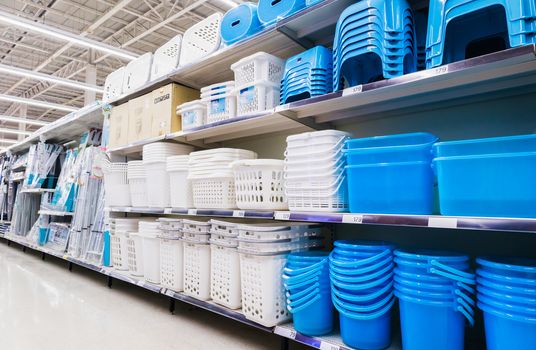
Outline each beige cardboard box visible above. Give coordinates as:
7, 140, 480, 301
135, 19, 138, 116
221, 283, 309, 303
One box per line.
128, 94, 153, 143
109, 103, 129, 148
151, 83, 199, 136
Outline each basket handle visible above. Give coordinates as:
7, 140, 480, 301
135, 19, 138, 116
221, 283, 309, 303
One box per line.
456, 298, 475, 327
284, 175, 346, 197
287, 294, 321, 314
284, 136, 348, 158
430, 260, 475, 281
328, 249, 391, 267
286, 281, 320, 301
429, 267, 475, 285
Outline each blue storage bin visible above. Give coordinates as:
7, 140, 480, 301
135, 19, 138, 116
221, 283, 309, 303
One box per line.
38, 227, 50, 246
257, 0, 306, 25
221, 3, 263, 45
433, 134, 536, 157
103, 230, 111, 267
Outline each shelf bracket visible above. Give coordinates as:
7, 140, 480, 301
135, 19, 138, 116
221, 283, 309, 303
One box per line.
276, 26, 314, 49
68, 262, 73, 272
278, 109, 333, 130
41, 252, 45, 261
280, 337, 290, 350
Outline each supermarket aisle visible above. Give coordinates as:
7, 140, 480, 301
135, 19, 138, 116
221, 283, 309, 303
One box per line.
0, 242, 303, 350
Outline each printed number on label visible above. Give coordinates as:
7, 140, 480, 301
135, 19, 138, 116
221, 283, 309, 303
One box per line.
434, 66, 448, 75
187, 209, 197, 215
343, 85, 363, 96
275, 212, 291, 220
320, 342, 340, 350
233, 210, 245, 218
342, 214, 363, 224
164, 208, 172, 214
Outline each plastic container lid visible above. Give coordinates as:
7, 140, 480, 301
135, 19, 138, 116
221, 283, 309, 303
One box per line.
286, 130, 352, 143
433, 134, 536, 158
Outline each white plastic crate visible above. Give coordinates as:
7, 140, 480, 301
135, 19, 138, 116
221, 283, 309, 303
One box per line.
183, 232, 210, 244
151, 34, 182, 81
232, 159, 287, 210
127, 234, 144, 276
160, 239, 183, 291
190, 175, 237, 209
122, 52, 153, 93
231, 52, 285, 87
178, 99, 206, 131
103, 66, 125, 102
182, 219, 211, 234
237, 223, 322, 241
103, 162, 131, 207
179, 13, 222, 67
142, 234, 161, 284
236, 81, 280, 116
183, 242, 211, 301
110, 231, 129, 270
240, 253, 290, 327
211, 244, 241, 309
209, 219, 240, 237
204, 92, 237, 124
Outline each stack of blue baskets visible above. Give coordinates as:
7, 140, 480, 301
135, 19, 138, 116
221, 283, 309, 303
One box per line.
476, 257, 536, 350
329, 241, 395, 350
333, 0, 417, 90
344, 132, 438, 215
426, 0, 536, 68
220, 2, 263, 46
280, 46, 333, 104
282, 251, 333, 336
394, 250, 476, 350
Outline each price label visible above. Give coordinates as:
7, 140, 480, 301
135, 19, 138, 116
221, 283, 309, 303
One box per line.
125, 207, 132, 212
434, 66, 448, 75
428, 217, 457, 229
320, 342, 340, 350
342, 214, 363, 224
136, 280, 145, 287
342, 84, 363, 96
275, 327, 297, 339
164, 289, 175, 297
275, 104, 290, 113
233, 210, 245, 218
164, 208, 172, 214
187, 209, 197, 216
274, 211, 291, 221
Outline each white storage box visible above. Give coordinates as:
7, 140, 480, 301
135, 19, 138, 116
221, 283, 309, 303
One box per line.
160, 238, 183, 291
211, 244, 241, 309
151, 34, 182, 81
236, 81, 280, 116
123, 52, 153, 93
178, 100, 206, 131
231, 52, 285, 87
183, 242, 211, 301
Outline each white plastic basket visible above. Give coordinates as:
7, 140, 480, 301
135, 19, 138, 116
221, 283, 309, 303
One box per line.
178, 99, 206, 131
183, 242, 211, 300
237, 223, 322, 241
128, 178, 148, 207
238, 239, 323, 254
231, 52, 285, 87
204, 91, 237, 124
183, 232, 210, 244
151, 34, 182, 81
104, 163, 131, 207
160, 239, 184, 291
168, 169, 193, 208
127, 234, 144, 276
182, 219, 211, 234
189, 148, 257, 161
144, 162, 170, 208
142, 234, 161, 284
110, 231, 129, 270
240, 253, 290, 327
190, 174, 237, 209
286, 130, 353, 148
103, 67, 125, 102
211, 244, 241, 309
232, 159, 287, 210
209, 219, 240, 237
123, 52, 153, 93
179, 13, 222, 67
287, 181, 349, 212
236, 81, 280, 116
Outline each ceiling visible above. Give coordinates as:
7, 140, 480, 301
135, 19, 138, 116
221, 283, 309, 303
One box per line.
0, 0, 236, 142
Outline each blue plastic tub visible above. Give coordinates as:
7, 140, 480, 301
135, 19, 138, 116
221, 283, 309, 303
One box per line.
477, 276, 536, 297
433, 134, 536, 158
477, 268, 536, 287
477, 257, 536, 279
478, 285, 536, 307
220, 3, 263, 45
478, 300, 536, 350
257, 0, 305, 25
289, 291, 334, 336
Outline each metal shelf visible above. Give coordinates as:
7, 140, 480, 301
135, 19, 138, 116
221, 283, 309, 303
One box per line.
106, 206, 274, 219
20, 188, 55, 194
38, 210, 74, 217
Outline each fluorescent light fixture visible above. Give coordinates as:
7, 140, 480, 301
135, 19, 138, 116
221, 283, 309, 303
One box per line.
0, 127, 32, 136
0, 94, 77, 112
213, 0, 239, 7
0, 64, 104, 93
0, 11, 138, 61
0, 139, 18, 144
0, 115, 49, 126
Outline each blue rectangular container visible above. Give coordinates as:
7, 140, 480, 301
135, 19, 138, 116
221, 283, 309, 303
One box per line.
346, 161, 434, 214
433, 134, 536, 157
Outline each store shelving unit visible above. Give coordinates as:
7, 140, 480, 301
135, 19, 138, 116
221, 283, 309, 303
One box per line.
38, 210, 74, 217
20, 188, 55, 194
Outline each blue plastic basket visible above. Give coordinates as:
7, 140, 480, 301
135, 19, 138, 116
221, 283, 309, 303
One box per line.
38, 227, 50, 246
433, 134, 536, 157
220, 3, 263, 45
257, 0, 306, 25
477, 257, 536, 279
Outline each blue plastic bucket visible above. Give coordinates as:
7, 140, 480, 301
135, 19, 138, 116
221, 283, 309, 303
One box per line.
395, 249, 469, 263
395, 274, 474, 295
332, 280, 393, 303
283, 259, 327, 276
286, 276, 328, 293
331, 271, 394, 293
477, 257, 536, 279
477, 293, 536, 316
289, 291, 334, 336
330, 262, 394, 284
478, 285, 536, 307
288, 251, 329, 261
477, 269, 536, 287
478, 300, 536, 350
333, 291, 394, 313
395, 257, 470, 274
334, 240, 394, 252
330, 255, 392, 276
477, 276, 536, 298
395, 267, 461, 284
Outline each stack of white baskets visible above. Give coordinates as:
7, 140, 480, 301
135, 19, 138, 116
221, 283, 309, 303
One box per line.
167, 155, 192, 208
182, 219, 212, 300
188, 148, 257, 209
159, 218, 184, 291
231, 52, 285, 116
103, 162, 131, 207
209, 219, 241, 309
127, 161, 147, 207
110, 218, 139, 271
177, 100, 206, 131
143, 142, 194, 208
238, 223, 324, 327
139, 221, 162, 284
284, 130, 352, 212
201, 82, 237, 124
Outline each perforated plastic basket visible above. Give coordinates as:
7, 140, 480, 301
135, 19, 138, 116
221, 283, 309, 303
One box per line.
103, 67, 125, 102
127, 234, 144, 276
211, 244, 241, 309
151, 34, 182, 80
103, 162, 131, 207
231, 52, 285, 86
190, 174, 237, 209
183, 242, 211, 300
179, 13, 222, 67
203, 91, 237, 124
160, 239, 184, 291
123, 52, 153, 93
110, 231, 129, 270
236, 81, 280, 116
178, 99, 206, 131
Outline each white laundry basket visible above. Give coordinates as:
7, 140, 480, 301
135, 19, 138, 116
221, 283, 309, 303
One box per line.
167, 155, 192, 208
151, 34, 182, 81
103, 66, 125, 102
110, 231, 129, 270
202, 82, 237, 124
127, 233, 144, 276
183, 241, 211, 300
178, 100, 206, 131
210, 242, 241, 309
236, 81, 280, 116
144, 161, 170, 208
104, 162, 131, 207
127, 161, 147, 207
140, 221, 161, 284
232, 159, 287, 210
123, 52, 153, 93
160, 238, 184, 291
190, 174, 237, 209
179, 13, 222, 67
231, 52, 285, 87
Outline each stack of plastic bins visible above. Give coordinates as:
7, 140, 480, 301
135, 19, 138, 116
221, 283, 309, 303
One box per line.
127, 161, 147, 207
103, 162, 131, 207
110, 218, 139, 270
182, 219, 212, 300
177, 100, 206, 131
345, 132, 438, 214
143, 142, 194, 208
188, 148, 257, 209
231, 52, 285, 116
476, 257, 536, 349
220, 3, 263, 46
158, 218, 184, 291
426, 0, 536, 68
433, 134, 536, 218
201, 82, 237, 124
209, 219, 241, 309
280, 46, 333, 104
257, 0, 305, 26
414, 11, 428, 71
238, 223, 324, 326
329, 241, 395, 350
167, 155, 192, 209
284, 130, 352, 212
394, 250, 476, 350
282, 251, 333, 336
333, 0, 417, 90
139, 221, 162, 284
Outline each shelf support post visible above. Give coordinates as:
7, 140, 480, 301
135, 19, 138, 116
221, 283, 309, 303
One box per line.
68, 262, 73, 272
169, 298, 175, 314
280, 337, 289, 350
41, 252, 45, 261
107, 276, 113, 288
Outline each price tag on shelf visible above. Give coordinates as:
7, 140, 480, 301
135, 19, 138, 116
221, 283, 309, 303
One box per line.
164, 208, 172, 214
342, 214, 363, 224
164, 289, 175, 297
125, 207, 132, 212
275, 326, 297, 339
233, 210, 245, 218
274, 211, 291, 221
187, 209, 197, 216
342, 84, 363, 96
433, 66, 449, 75
428, 217, 458, 229
136, 280, 145, 287
274, 104, 291, 113
320, 342, 341, 350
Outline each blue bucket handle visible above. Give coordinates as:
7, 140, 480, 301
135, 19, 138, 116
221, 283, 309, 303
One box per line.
329, 249, 392, 268
332, 291, 394, 313
287, 294, 322, 314
430, 267, 475, 285
329, 262, 394, 283
333, 296, 395, 320
331, 280, 394, 303
286, 281, 320, 301
283, 266, 325, 284
455, 288, 475, 307
283, 258, 327, 276
287, 287, 321, 308
456, 298, 475, 327
331, 271, 393, 290
431, 260, 476, 280
285, 276, 320, 291
456, 281, 475, 295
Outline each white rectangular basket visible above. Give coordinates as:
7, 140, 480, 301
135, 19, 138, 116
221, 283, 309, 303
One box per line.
236, 81, 280, 116
151, 34, 182, 81
210, 244, 241, 309
231, 52, 285, 87
160, 239, 183, 291
183, 242, 211, 300
127, 234, 144, 277
190, 175, 237, 209
204, 92, 237, 124
179, 13, 222, 67
123, 52, 153, 93
103, 66, 125, 102
110, 231, 129, 270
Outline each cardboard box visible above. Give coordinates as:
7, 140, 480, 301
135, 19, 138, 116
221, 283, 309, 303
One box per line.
128, 94, 153, 143
151, 83, 199, 136
108, 103, 129, 148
